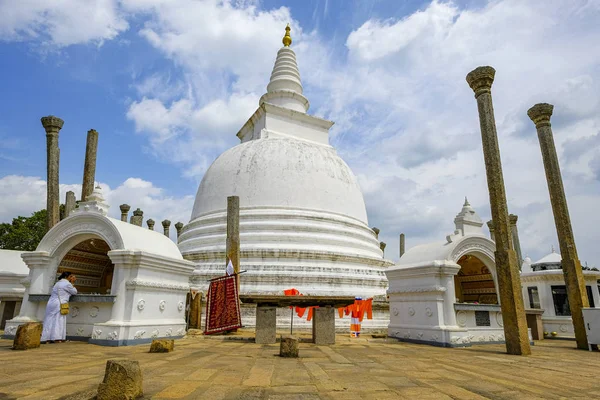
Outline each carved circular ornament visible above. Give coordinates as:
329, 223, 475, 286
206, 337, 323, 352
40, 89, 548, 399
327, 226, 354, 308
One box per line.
408, 307, 415, 316
89, 306, 100, 318
456, 310, 467, 327
425, 307, 433, 317
178, 301, 184, 312
70, 306, 80, 318
159, 300, 166, 311
392, 307, 399, 316
137, 299, 145, 311
559, 324, 568, 333
496, 312, 503, 327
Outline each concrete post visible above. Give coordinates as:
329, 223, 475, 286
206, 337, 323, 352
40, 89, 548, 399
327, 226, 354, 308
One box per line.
41, 116, 63, 230
146, 219, 155, 231
130, 208, 143, 227
175, 222, 184, 239
509, 214, 523, 267
162, 219, 171, 237
399, 233, 405, 257
119, 204, 130, 222
226, 196, 240, 276
527, 103, 590, 349
64, 191, 76, 218
487, 220, 496, 242
466, 66, 531, 355
372, 227, 380, 239
81, 129, 99, 202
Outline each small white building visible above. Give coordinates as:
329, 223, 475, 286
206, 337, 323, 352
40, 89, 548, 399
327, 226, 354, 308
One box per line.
3, 187, 195, 345
0, 250, 28, 330
520, 250, 600, 338
386, 199, 513, 347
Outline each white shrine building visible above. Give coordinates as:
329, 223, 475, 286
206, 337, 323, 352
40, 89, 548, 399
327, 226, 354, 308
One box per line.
520, 250, 600, 338
179, 27, 393, 328
3, 187, 195, 345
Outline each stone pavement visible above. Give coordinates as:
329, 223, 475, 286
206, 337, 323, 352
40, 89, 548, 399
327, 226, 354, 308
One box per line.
0, 331, 599, 399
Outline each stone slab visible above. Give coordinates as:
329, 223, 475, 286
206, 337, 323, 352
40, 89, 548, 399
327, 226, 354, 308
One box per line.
12, 322, 43, 350
279, 335, 299, 357
255, 306, 276, 344
97, 359, 143, 400
150, 339, 175, 353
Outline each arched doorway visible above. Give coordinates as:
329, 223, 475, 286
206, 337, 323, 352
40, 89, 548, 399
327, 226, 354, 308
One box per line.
454, 254, 498, 304
57, 238, 114, 294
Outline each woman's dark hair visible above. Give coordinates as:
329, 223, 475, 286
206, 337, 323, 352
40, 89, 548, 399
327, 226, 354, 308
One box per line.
58, 272, 72, 280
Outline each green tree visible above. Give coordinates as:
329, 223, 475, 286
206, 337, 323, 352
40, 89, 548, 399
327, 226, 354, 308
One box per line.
0, 209, 48, 251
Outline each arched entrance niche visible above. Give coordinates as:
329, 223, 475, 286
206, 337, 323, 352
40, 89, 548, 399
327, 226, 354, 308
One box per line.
454, 254, 498, 304
57, 238, 114, 294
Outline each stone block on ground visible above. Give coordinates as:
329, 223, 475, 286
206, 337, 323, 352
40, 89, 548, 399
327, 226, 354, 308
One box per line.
255, 305, 276, 344
280, 335, 299, 357
12, 322, 43, 350
149, 339, 174, 353
97, 359, 143, 400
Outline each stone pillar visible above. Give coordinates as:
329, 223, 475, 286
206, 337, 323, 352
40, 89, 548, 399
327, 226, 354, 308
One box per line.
81, 129, 99, 202
175, 222, 184, 239
527, 103, 589, 349
64, 191, 76, 218
162, 219, 171, 237
509, 214, 523, 267
255, 305, 276, 344
226, 196, 240, 276
119, 204, 130, 222
399, 233, 405, 257
130, 208, 143, 227
372, 227, 380, 239
487, 220, 496, 242
188, 291, 202, 330
146, 219, 155, 231
41, 116, 63, 230
466, 66, 531, 355
312, 306, 335, 345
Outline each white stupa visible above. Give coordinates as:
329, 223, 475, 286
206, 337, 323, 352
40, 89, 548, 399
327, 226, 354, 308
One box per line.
179, 26, 392, 316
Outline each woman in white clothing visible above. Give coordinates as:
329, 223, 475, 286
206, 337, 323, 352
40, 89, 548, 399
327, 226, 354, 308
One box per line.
41, 272, 77, 343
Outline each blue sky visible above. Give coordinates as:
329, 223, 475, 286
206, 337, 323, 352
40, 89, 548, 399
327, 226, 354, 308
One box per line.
1, 0, 600, 264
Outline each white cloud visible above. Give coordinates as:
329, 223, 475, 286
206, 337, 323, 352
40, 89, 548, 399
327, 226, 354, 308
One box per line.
0, 0, 128, 47
0, 175, 193, 243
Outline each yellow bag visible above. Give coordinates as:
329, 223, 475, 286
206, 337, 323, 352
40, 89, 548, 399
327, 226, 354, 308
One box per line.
60, 303, 69, 315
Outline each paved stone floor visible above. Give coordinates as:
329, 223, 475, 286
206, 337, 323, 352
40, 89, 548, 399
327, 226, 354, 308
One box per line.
0, 331, 599, 399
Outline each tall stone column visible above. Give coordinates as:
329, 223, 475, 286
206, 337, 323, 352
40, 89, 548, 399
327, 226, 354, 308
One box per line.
119, 204, 130, 222
41, 116, 63, 230
466, 66, 531, 355
162, 219, 171, 237
130, 208, 143, 227
146, 219, 155, 230
175, 222, 184, 239
399, 233, 405, 257
226, 196, 240, 278
509, 214, 523, 267
81, 129, 99, 202
486, 220, 496, 241
527, 103, 589, 349
64, 191, 76, 218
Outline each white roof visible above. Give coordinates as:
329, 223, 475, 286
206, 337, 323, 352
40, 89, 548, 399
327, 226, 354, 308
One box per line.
532, 251, 562, 265
107, 217, 184, 260
0, 249, 29, 275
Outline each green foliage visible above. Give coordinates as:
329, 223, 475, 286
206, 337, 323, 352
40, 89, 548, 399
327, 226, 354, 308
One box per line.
0, 205, 65, 251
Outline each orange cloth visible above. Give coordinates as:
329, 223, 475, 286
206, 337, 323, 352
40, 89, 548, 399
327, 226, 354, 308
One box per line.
283, 288, 310, 319
337, 298, 373, 322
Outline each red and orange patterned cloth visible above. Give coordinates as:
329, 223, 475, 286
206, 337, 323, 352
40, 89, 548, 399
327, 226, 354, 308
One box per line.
204, 274, 242, 335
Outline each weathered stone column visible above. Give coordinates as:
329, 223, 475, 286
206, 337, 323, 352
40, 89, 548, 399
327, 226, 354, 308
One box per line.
146, 219, 155, 230
372, 227, 380, 239
162, 219, 171, 237
41, 116, 63, 230
226, 196, 240, 276
64, 191, 76, 218
487, 220, 496, 241
188, 291, 202, 330
130, 208, 143, 227
119, 204, 130, 222
175, 222, 184, 239
81, 129, 99, 202
527, 103, 589, 349
509, 214, 523, 267
399, 233, 405, 257
466, 66, 531, 355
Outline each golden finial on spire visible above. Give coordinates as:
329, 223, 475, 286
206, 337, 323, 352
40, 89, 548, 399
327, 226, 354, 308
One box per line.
282, 23, 292, 47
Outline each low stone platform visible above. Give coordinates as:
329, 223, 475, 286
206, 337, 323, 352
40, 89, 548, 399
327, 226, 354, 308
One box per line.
0, 332, 599, 399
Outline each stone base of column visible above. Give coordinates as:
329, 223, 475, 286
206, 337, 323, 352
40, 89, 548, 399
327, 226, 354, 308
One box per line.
312, 306, 335, 345
256, 306, 276, 344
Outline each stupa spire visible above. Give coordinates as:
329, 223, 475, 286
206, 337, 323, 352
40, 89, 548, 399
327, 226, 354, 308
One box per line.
259, 24, 309, 113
